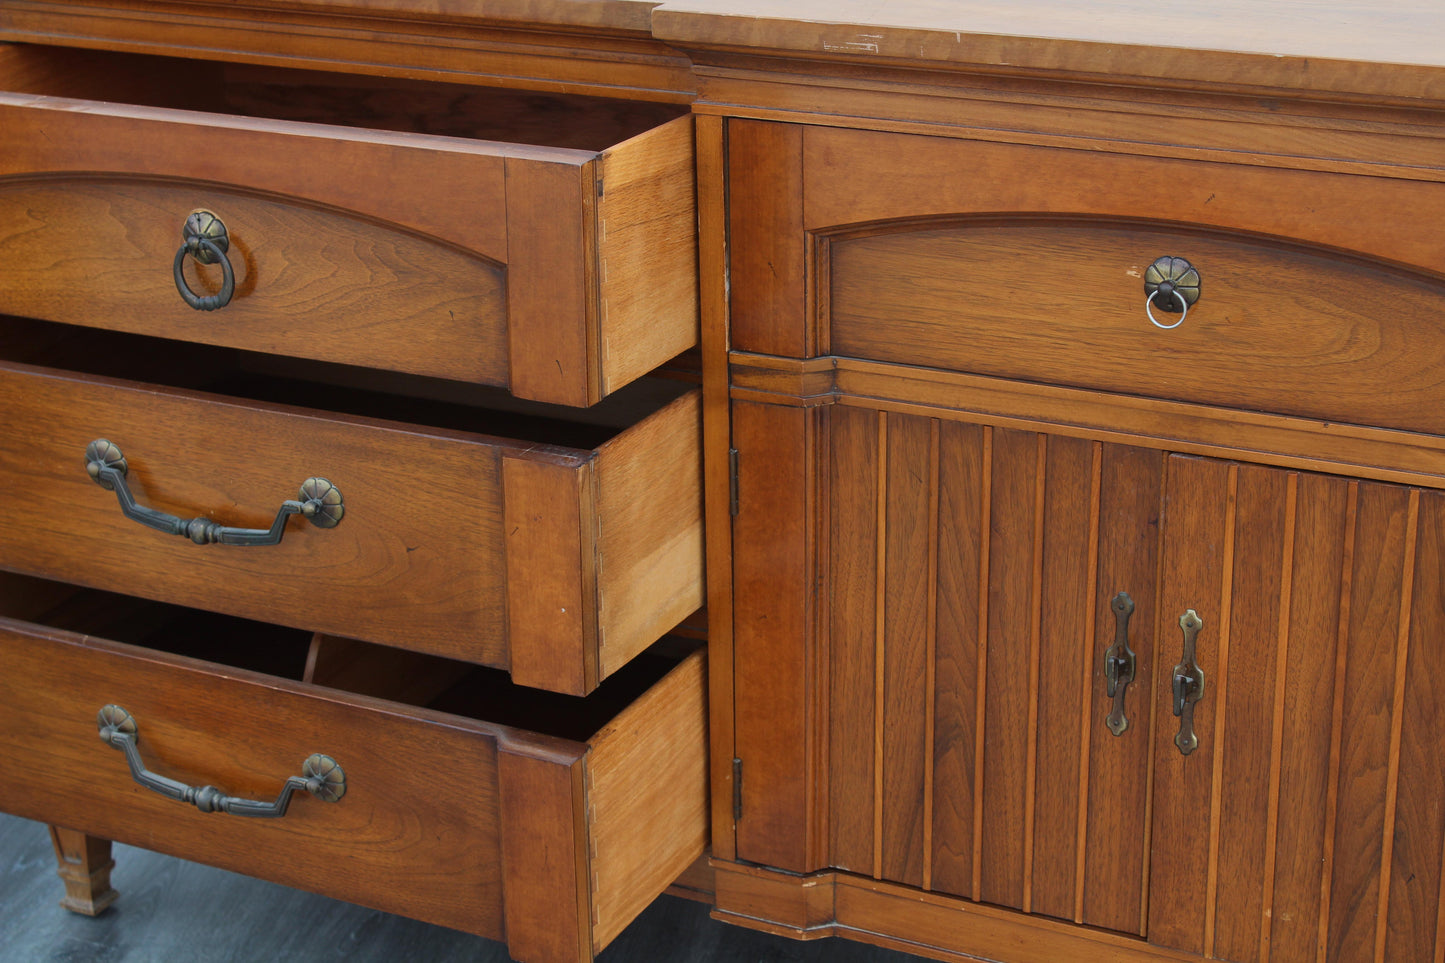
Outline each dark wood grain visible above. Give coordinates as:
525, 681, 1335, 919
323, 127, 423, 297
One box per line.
928, 420, 985, 900
829, 405, 880, 875
978, 427, 1039, 911
727, 120, 807, 357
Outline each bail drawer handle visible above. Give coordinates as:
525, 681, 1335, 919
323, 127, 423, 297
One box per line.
85, 439, 343, 546
1103, 591, 1138, 736
1144, 256, 1201, 330
97, 705, 346, 817
1171, 609, 1206, 755
173, 210, 236, 311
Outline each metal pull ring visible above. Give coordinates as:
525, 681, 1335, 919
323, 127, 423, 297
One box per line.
173, 210, 236, 311
1171, 609, 1206, 756
85, 439, 343, 546
1103, 591, 1138, 736
1143, 255, 1201, 330
98, 705, 346, 817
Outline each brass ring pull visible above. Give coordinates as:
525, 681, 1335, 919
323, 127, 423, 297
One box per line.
97, 705, 346, 817
173, 210, 235, 311
1143, 255, 1201, 331
85, 439, 343, 546
1145, 288, 1189, 329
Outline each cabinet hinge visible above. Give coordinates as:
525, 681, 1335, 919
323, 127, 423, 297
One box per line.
732, 757, 743, 821
728, 448, 740, 517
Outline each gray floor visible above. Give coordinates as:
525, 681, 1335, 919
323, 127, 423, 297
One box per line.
0, 813, 930, 962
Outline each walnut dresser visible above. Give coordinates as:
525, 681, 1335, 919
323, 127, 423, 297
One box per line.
3, 3, 1445, 963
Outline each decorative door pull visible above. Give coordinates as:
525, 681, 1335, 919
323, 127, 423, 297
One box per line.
1103, 591, 1137, 735
1171, 609, 1206, 755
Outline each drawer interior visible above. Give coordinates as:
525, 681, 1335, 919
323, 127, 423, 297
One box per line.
2, 315, 694, 446
0, 569, 691, 742
0, 44, 689, 151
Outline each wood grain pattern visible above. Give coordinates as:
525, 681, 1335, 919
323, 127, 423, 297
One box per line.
587, 650, 709, 952
978, 427, 1038, 911
0, 181, 510, 385
879, 413, 931, 889
0, 361, 699, 694
828, 222, 1445, 437
47, 826, 117, 917
828, 405, 879, 874
929, 421, 985, 900
730, 400, 820, 872
1326, 482, 1413, 963
1028, 435, 1095, 922
727, 120, 807, 357
596, 114, 699, 397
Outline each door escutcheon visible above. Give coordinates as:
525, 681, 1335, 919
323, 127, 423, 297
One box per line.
1103, 591, 1137, 736
1171, 609, 1206, 755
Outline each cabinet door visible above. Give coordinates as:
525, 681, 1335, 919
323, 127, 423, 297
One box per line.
822, 407, 1163, 933
1148, 456, 1445, 963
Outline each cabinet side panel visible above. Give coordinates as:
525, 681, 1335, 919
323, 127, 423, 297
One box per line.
1384, 491, 1445, 963
1148, 455, 1232, 957
829, 405, 880, 874
1268, 473, 1350, 962
1081, 444, 1162, 936
979, 427, 1040, 911
880, 412, 933, 888
930, 422, 986, 899
1327, 482, 1413, 963
1212, 465, 1291, 963
1029, 435, 1097, 921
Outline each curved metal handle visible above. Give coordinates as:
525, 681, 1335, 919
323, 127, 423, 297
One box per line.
1103, 591, 1138, 736
97, 705, 346, 817
1144, 256, 1201, 330
1171, 609, 1206, 755
85, 439, 343, 546
173, 210, 235, 311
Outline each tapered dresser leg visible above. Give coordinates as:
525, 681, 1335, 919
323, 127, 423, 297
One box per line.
48, 825, 118, 916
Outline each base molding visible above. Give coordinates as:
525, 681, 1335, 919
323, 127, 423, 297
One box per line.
710, 860, 1201, 963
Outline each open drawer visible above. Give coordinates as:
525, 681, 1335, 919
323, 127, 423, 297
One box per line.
0, 574, 707, 963
0, 318, 702, 695
0, 44, 697, 406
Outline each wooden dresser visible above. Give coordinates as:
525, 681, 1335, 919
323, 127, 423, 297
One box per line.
4, 3, 1445, 962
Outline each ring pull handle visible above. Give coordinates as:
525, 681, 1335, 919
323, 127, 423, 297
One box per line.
173, 210, 236, 311
1171, 609, 1206, 755
1144, 256, 1201, 330
97, 705, 346, 817
85, 439, 343, 546
1103, 591, 1138, 736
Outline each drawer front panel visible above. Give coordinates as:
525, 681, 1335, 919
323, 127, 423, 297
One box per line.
0, 179, 508, 384
0, 610, 708, 959
0, 362, 703, 693
828, 220, 1445, 435
0, 619, 511, 939
0, 55, 698, 404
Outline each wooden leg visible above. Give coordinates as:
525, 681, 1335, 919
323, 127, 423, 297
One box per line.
48, 825, 119, 916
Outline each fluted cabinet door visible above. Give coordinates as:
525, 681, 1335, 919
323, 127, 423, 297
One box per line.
1147, 456, 1445, 963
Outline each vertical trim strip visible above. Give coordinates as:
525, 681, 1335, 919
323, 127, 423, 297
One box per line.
1204, 464, 1240, 958
1074, 441, 1104, 924
1375, 490, 1421, 963
923, 420, 941, 891
1260, 472, 1300, 962
973, 426, 994, 902
1319, 482, 1360, 963
1141, 450, 1170, 936
1023, 433, 1047, 914
873, 411, 888, 881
